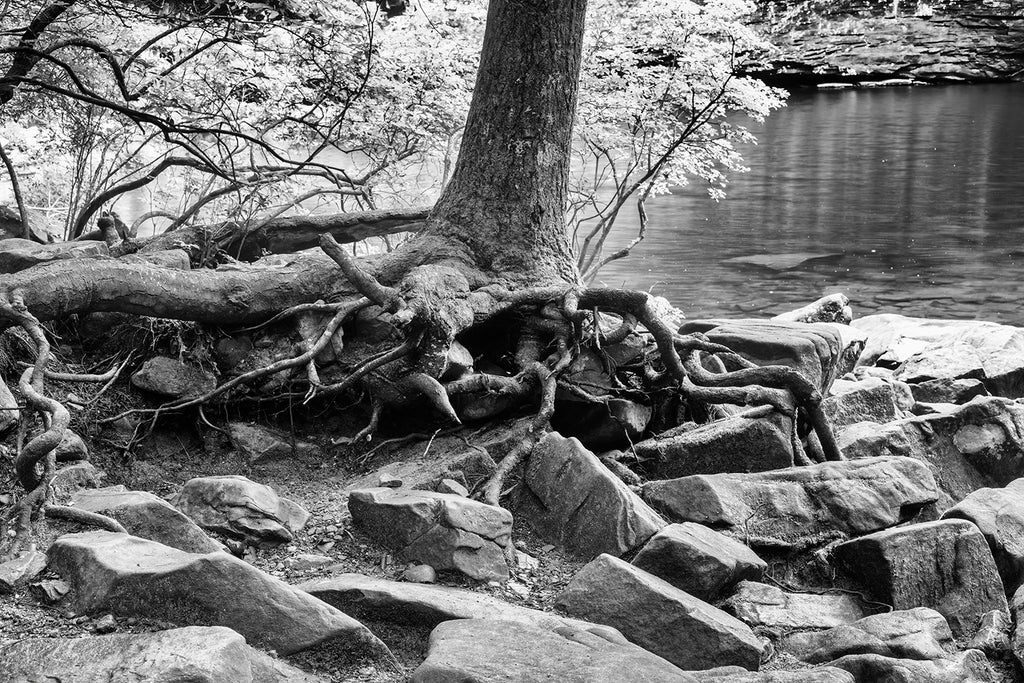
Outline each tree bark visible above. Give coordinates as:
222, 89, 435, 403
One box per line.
0, 141, 30, 239
0, 251, 359, 325
424, 0, 586, 286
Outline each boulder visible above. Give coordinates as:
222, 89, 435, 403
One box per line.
300, 572, 599, 630
634, 409, 795, 478
703, 670, 854, 682
0, 626, 322, 682
1010, 585, 1024, 670
910, 378, 990, 405
631, 523, 766, 601
47, 531, 389, 658
348, 488, 511, 581
410, 619, 697, 683
895, 342, 987, 385
518, 432, 665, 558
71, 485, 222, 554
822, 377, 913, 429
131, 356, 217, 399
678, 319, 846, 393
0, 204, 57, 243
50, 462, 104, 498
228, 422, 319, 464
942, 478, 1024, 595
828, 650, 997, 683
772, 293, 852, 325
641, 457, 938, 549
53, 428, 88, 461
724, 581, 870, 632
0, 375, 18, 433
967, 609, 1011, 658
838, 396, 1024, 508
853, 314, 1024, 398
555, 554, 763, 671
172, 475, 308, 546
831, 519, 1008, 638
0, 549, 47, 593
781, 608, 953, 663
0, 239, 107, 274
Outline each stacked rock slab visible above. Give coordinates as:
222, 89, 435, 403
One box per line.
942, 478, 1024, 595
725, 581, 871, 632
853, 314, 1024, 398
555, 554, 763, 671
72, 485, 222, 554
0, 626, 322, 682
411, 619, 698, 682
678, 319, 846, 392
518, 432, 665, 558
781, 608, 954, 664
821, 376, 913, 429
348, 488, 512, 581
641, 456, 938, 549
631, 523, 766, 601
172, 474, 309, 546
838, 396, 1024, 508
47, 531, 389, 658
300, 572, 602, 631
831, 519, 1008, 638
634, 410, 795, 478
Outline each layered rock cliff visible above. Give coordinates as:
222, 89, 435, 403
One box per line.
747, 0, 1024, 85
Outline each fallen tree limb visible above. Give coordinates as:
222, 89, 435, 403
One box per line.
137, 206, 430, 258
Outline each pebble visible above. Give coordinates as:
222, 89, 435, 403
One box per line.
403, 564, 437, 583
317, 541, 336, 552
92, 614, 117, 634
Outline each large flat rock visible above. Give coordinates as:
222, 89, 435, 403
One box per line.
410, 619, 699, 682
72, 485, 222, 554
854, 314, 1024, 398
0, 626, 321, 682
641, 456, 938, 549
299, 572, 597, 631
519, 432, 665, 559
838, 396, 1024, 508
832, 519, 1008, 638
555, 554, 763, 671
47, 531, 389, 657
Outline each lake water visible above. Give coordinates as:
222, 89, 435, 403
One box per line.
595, 83, 1024, 326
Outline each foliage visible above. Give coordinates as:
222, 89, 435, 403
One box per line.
0, 0, 782, 262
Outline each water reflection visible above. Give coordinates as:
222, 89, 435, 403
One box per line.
596, 83, 1024, 325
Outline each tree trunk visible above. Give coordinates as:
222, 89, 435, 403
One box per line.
424, 0, 586, 286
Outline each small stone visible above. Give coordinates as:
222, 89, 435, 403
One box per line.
437, 478, 469, 497
515, 551, 540, 575
540, 545, 555, 553
403, 564, 437, 584
317, 541, 336, 553
289, 553, 334, 571
93, 614, 117, 634
505, 581, 530, 599
31, 579, 69, 603
73, 615, 90, 625
378, 474, 403, 489
325, 525, 339, 534
968, 609, 1011, 657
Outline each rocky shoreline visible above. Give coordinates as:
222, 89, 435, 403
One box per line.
3, 300, 1024, 681
746, 0, 1024, 87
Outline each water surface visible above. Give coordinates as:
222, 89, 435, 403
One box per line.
596, 83, 1024, 325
